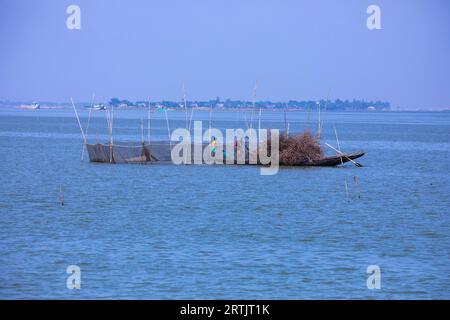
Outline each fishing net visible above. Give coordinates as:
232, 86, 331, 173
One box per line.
86, 143, 172, 163
86, 141, 254, 164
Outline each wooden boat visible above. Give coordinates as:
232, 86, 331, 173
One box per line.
86, 142, 364, 167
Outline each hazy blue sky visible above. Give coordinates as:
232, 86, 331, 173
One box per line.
1, 0, 449, 109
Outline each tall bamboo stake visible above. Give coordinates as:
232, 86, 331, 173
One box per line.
188, 105, 194, 132
59, 184, 64, 206
354, 176, 361, 198
283, 109, 288, 138
183, 83, 188, 130
111, 104, 114, 136
141, 118, 144, 144
85, 93, 95, 138
250, 80, 259, 131
108, 106, 114, 163
258, 108, 262, 134
306, 104, 311, 130
71, 98, 86, 141
344, 177, 349, 202
321, 88, 330, 135
82, 93, 95, 161
209, 104, 212, 141
105, 109, 110, 131
164, 108, 171, 148
317, 101, 321, 140
147, 97, 151, 145
334, 126, 343, 165
244, 111, 249, 130
70, 98, 86, 161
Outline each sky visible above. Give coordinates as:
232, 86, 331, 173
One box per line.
0, 0, 449, 109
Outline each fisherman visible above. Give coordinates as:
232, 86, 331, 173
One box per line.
234, 136, 242, 158
211, 136, 216, 157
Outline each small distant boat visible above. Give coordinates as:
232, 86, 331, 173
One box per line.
93, 104, 106, 110
18, 102, 40, 110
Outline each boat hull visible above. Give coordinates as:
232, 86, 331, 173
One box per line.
292, 150, 365, 166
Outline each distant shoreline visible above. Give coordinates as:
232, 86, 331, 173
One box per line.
0, 104, 448, 112
0, 98, 393, 112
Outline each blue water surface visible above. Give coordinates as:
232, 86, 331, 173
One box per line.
0, 108, 449, 299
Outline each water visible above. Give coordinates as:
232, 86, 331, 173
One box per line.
0, 108, 449, 299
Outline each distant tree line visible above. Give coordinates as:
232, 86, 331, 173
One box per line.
108, 97, 390, 111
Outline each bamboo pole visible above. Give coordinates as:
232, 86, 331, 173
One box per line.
108, 106, 114, 163
258, 108, 262, 134
188, 105, 194, 132
306, 105, 311, 130
141, 118, 144, 144
70, 98, 87, 161
324, 143, 362, 167
317, 101, 321, 140
147, 97, 151, 145
334, 126, 343, 165
244, 111, 249, 130
70, 98, 86, 141
105, 108, 112, 162
59, 184, 64, 206
250, 80, 259, 131
105, 109, 110, 132
111, 104, 114, 137
209, 104, 212, 141
183, 106, 195, 164
183, 83, 188, 130
354, 176, 361, 198
164, 108, 172, 148
344, 177, 349, 202
82, 93, 95, 161
284, 109, 288, 138
85, 93, 95, 139
321, 89, 330, 135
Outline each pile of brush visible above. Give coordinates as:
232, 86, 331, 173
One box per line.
266, 131, 323, 165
